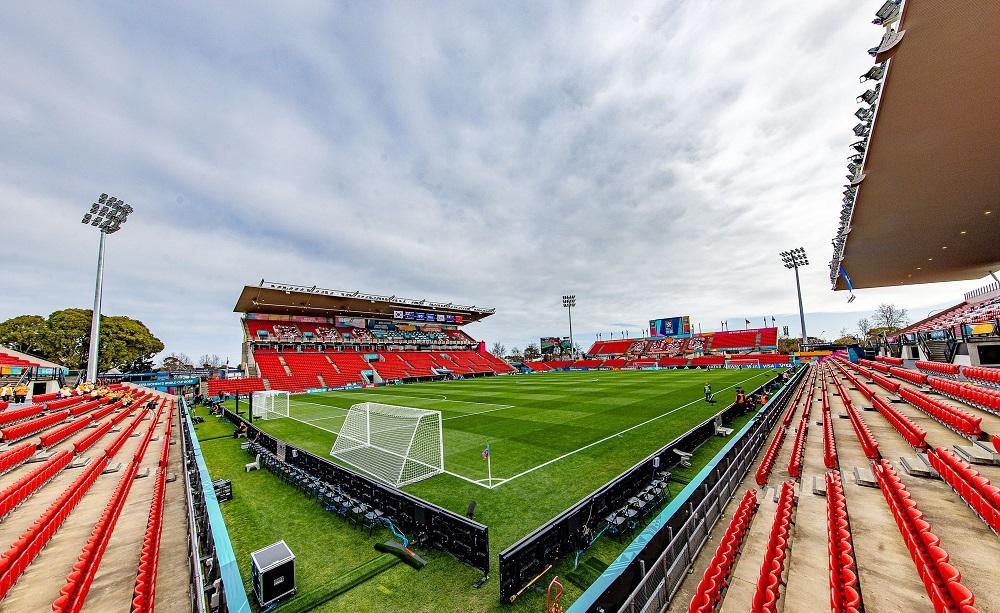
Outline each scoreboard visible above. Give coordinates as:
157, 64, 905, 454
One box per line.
649, 316, 691, 338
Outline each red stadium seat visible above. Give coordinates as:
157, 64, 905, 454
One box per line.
826, 471, 860, 612
750, 481, 797, 613
872, 459, 979, 611
689, 490, 759, 612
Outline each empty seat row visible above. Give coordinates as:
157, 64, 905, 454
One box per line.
39, 414, 95, 448
750, 481, 797, 613
525, 362, 552, 371
888, 366, 928, 386
962, 366, 1000, 388
42, 396, 87, 411
787, 419, 808, 479
822, 411, 838, 471
897, 386, 983, 437
0, 410, 71, 443
0, 450, 72, 520
872, 395, 928, 449
928, 376, 1000, 415
871, 373, 900, 394
53, 400, 168, 612
0, 443, 37, 476
927, 447, 1000, 533
915, 360, 961, 377
859, 359, 891, 373
871, 459, 977, 610
825, 471, 861, 612
689, 490, 759, 612
834, 361, 928, 448
875, 355, 904, 365
0, 406, 43, 427
0, 454, 107, 600
755, 426, 788, 487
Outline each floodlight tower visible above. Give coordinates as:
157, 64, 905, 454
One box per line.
81, 194, 133, 383
562, 295, 576, 358
779, 248, 809, 349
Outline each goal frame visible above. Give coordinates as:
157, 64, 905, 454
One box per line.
330, 402, 444, 488
252, 390, 290, 420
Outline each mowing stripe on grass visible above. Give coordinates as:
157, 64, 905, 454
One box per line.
486, 370, 772, 488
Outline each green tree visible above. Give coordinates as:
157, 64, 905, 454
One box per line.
523, 343, 541, 361
0, 315, 49, 354
0, 309, 164, 372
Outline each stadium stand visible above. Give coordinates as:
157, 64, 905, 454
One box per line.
902, 295, 1000, 334
587, 339, 634, 356
207, 377, 266, 397
0, 385, 184, 610
708, 330, 759, 350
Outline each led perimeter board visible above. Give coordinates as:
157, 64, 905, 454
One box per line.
649, 315, 691, 338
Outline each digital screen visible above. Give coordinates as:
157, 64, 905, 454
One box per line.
540, 337, 572, 355
649, 316, 691, 338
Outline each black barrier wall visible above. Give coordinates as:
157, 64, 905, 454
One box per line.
497, 369, 792, 603
223, 411, 491, 574
586, 365, 808, 611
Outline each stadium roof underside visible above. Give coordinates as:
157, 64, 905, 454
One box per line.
832, 0, 1000, 291
233, 282, 494, 323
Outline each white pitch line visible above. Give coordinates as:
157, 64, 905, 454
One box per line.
491, 371, 773, 487
312, 389, 511, 409
442, 403, 516, 421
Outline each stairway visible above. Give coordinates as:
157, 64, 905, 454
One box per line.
924, 339, 952, 362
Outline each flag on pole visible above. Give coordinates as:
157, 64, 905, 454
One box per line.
482, 443, 490, 460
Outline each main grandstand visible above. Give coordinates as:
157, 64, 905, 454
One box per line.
207, 282, 513, 399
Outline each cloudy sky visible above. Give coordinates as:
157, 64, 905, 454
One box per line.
1, 1, 990, 363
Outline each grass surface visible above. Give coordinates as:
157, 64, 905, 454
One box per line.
197, 367, 779, 611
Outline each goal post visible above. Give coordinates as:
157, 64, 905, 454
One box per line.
252, 390, 290, 419
330, 402, 444, 487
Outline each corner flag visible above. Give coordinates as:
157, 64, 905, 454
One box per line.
482, 443, 490, 460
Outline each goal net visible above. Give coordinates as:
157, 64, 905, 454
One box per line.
252, 390, 290, 419
330, 402, 444, 487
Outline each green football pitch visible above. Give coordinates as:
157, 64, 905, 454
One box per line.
220, 367, 781, 610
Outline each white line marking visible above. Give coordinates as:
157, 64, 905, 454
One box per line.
442, 403, 516, 421
492, 371, 773, 487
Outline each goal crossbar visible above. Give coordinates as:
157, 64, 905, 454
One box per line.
330, 402, 444, 488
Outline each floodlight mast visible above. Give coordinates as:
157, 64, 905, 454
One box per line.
81, 194, 132, 383
779, 248, 809, 349
562, 295, 576, 359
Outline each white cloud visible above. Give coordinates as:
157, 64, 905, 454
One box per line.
0, 1, 989, 361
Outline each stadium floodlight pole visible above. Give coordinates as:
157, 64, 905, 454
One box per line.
562, 295, 576, 358
779, 248, 809, 349
81, 194, 133, 383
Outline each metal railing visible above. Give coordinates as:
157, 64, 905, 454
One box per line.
180, 399, 251, 613
567, 365, 808, 613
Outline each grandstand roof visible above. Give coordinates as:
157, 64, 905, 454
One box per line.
833, 1, 1000, 290
233, 281, 495, 322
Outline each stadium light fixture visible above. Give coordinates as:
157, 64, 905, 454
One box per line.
873, 1, 900, 26
860, 64, 885, 83
562, 295, 576, 359
80, 193, 133, 383
778, 248, 809, 349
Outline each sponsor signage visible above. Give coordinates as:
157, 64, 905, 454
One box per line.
135, 377, 200, 388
